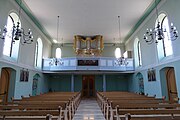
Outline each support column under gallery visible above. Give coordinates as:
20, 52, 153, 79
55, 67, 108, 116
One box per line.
103, 74, 106, 92
71, 74, 74, 92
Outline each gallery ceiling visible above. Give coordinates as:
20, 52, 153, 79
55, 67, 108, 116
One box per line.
23, 0, 155, 44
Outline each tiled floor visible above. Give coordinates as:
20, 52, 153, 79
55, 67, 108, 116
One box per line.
73, 98, 106, 120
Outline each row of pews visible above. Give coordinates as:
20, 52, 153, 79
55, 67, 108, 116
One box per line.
0, 92, 81, 120
0, 92, 6, 105
96, 91, 180, 120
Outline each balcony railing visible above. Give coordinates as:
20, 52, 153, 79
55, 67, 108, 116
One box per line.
42, 57, 134, 72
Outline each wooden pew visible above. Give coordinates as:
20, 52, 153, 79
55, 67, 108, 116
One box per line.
117, 109, 180, 120
96, 91, 180, 120
111, 103, 180, 109
0, 110, 60, 120
0, 92, 82, 120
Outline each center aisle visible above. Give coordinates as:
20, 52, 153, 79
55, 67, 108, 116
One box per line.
73, 98, 106, 120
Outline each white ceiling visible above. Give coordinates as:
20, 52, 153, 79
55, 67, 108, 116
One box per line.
23, 0, 154, 43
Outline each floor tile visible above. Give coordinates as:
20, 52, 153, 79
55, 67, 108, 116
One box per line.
73, 99, 105, 120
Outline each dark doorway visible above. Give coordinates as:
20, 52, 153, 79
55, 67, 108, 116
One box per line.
82, 75, 95, 97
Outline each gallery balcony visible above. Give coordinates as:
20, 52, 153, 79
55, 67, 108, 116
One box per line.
42, 57, 134, 73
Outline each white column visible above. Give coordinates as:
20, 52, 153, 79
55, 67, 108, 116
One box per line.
71, 74, 74, 92
103, 74, 106, 92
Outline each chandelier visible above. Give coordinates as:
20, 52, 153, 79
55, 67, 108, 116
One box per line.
115, 56, 128, 66
143, 0, 178, 44
115, 16, 128, 66
49, 16, 64, 66
49, 58, 63, 66
0, 0, 33, 44
0, 27, 7, 40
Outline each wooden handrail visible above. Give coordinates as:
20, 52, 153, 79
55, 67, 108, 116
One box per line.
170, 90, 178, 94
0, 92, 6, 96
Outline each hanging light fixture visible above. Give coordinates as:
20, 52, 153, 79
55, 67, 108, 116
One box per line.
0, 0, 33, 44
49, 58, 63, 66
0, 27, 7, 40
49, 16, 63, 66
115, 16, 128, 66
143, 0, 178, 44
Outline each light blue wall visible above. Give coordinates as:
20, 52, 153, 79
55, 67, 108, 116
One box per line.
47, 74, 129, 92
51, 44, 76, 58
95, 75, 103, 91
14, 70, 49, 98
74, 75, 82, 92
128, 74, 139, 93
0, 0, 51, 99
126, 0, 180, 98
0, 62, 48, 99
128, 61, 180, 98
106, 75, 128, 91
48, 75, 71, 92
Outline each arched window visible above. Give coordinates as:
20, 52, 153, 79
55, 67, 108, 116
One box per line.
134, 38, 142, 67
56, 48, 62, 58
157, 13, 173, 60
3, 12, 20, 60
34, 41, 38, 67
137, 41, 142, 66
34, 38, 43, 68
115, 47, 121, 58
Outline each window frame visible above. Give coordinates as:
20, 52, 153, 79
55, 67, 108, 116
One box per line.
161, 16, 167, 57
3, 12, 20, 60
34, 41, 39, 67
156, 13, 173, 60
137, 40, 142, 66
115, 47, 121, 59
34, 38, 43, 69
56, 47, 62, 58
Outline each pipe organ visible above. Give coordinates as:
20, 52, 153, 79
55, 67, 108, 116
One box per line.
74, 35, 104, 56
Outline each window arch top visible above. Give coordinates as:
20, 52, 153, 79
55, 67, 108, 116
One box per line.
115, 47, 121, 58
134, 37, 142, 67
56, 47, 62, 58
3, 12, 20, 59
156, 13, 173, 59
34, 38, 43, 68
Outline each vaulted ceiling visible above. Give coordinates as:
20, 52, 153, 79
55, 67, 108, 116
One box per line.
22, 0, 155, 44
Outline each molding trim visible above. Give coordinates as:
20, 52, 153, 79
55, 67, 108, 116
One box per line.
124, 0, 161, 42
1, 55, 180, 74
14, 0, 161, 45
125, 0, 166, 45
42, 70, 135, 74
52, 43, 125, 47
135, 55, 180, 72
0, 58, 42, 73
